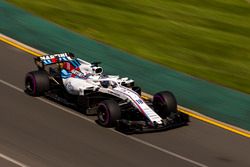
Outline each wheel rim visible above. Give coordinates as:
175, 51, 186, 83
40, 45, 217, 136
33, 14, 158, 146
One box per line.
153, 95, 169, 118
25, 76, 35, 94
97, 104, 109, 125
153, 95, 165, 112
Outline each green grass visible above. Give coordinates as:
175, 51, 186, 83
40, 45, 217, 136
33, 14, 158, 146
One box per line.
7, 0, 250, 93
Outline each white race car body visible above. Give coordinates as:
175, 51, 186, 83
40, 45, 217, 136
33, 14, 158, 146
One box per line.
62, 57, 163, 125
27, 53, 189, 133
99, 83, 163, 124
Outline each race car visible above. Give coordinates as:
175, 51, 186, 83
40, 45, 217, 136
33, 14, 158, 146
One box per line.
25, 53, 189, 133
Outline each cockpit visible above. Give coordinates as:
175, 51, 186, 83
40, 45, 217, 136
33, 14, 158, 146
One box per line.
100, 80, 118, 89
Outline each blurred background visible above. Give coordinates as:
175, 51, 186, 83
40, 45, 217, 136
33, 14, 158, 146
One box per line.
7, 0, 250, 94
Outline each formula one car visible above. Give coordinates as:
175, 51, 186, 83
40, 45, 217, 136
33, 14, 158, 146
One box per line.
25, 53, 189, 133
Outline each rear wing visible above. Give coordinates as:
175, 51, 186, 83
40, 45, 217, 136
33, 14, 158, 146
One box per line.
34, 53, 74, 68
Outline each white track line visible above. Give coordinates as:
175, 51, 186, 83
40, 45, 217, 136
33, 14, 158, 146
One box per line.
112, 130, 208, 167
0, 79, 208, 167
0, 153, 28, 167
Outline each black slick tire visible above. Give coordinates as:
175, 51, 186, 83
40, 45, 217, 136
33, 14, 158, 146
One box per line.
25, 70, 49, 96
97, 100, 121, 127
153, 91, 177, 118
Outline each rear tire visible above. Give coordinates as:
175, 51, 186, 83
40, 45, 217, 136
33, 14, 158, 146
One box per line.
25, 70, 49, 96
97, 100, 121, 127
153, 91, 177, 118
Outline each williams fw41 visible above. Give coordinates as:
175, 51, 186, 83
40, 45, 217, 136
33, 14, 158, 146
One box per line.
25, 53, 189, 133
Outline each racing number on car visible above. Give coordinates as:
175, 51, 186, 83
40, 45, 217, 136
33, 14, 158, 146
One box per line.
136, 99, 143, 104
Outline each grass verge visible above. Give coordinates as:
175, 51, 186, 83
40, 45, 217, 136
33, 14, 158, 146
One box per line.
7, 0, 250, 93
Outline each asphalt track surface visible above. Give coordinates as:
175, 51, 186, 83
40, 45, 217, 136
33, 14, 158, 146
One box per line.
0, 41, 249, 167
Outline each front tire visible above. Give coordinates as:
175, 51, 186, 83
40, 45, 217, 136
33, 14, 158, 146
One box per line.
153, 91, 177, 118
97, 100, 121, 127
25, 70, 50, 96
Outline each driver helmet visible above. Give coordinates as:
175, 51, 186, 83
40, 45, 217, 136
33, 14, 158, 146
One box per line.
100, 80, 110, 88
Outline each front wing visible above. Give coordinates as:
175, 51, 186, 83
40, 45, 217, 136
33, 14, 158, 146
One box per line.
116, 111, 189, 134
